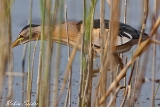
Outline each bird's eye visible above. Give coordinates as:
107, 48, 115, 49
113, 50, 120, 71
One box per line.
18, 35, 23, 38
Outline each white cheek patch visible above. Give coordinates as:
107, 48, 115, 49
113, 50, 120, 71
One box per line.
116, 32, 132, 46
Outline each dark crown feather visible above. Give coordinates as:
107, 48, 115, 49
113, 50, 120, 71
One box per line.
20, 24, 40, 32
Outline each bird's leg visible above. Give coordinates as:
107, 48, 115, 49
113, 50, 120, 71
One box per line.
114, 54, 128, 91
93, 69, 100, 73
92, 47, 101, 74
92, 47, 101, 56
92, 69, 100, 77
114, 53, 124, 73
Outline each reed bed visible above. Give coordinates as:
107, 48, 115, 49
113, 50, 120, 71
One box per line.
0, 0, 160, 107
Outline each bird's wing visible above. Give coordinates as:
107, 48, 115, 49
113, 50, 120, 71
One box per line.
92, 19, 134, 47
77, 19, 148, 48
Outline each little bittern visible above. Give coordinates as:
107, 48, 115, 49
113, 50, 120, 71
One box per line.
12, 19, 148, 54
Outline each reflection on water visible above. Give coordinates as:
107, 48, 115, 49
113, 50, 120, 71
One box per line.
10, 0, 160, 107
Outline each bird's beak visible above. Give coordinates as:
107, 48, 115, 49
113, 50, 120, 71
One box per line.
12, 37, 24, 48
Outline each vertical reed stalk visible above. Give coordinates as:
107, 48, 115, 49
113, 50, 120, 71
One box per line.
154, 0, 160, 100
132, 1, 148, 105
151, 23, 156, 107
58, 25, 81, 105
77, 1, 87, 107
79, 1, 97, 106
106, 0, 111, 8
0, 0, 12, 106
36, 0, 46, 106
50, 0, 61, 107
26, 0, 33, 106
123, 0, 127, 93
124, 0, 127, 24
53, 1, 64, 106
138, 0, 148, 45
64, 1, 73, 107
85, 0, 97, 106
109, 1, 120, 106
151, 0, 158, 106
100, 0, 106, 107
6, 1, 13, 107
43, 0, 52, 106
22, 44, 27, 103
31, 40, 38, 95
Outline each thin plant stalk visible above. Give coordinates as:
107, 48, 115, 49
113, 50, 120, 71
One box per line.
22, 44, 27, 103
151, 0, 158, 106
138, 0, 148, 45
36, 48, 42, 107
154, 0, 160, 99
0, 1, 12, 107
107, 85, 125, 107
151, 37, 156, 107
124, 0, 127, 24
106, 0, 111, 8
6, 1, 13, 107
26, 0, 33, 106
0, 1, 6, 96
57, 25, 81, 105
51, 0, 61, 107
95, 1, 120, 106
80, 1, 98, 106
100, 0, 106, 106
132, 0, 148, 105
77, 0, 86, 106
123, 0, 127, 94
120, 86, 129, 107
64, 2, 72, 107
84, 0, 97, 106
109, 1, 120, 106
120, 62, 135, 106
53, 3, 64, 107
43, 0, 52, 106
36, 0, 46, 106
123, 57, 127, 95
30, 40, 38, 98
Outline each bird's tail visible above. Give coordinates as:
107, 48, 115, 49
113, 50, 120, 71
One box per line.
137, 31, 149, 42
142, 32, 149, 41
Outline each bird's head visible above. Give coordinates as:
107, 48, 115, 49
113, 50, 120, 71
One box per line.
12, 24, 40, 48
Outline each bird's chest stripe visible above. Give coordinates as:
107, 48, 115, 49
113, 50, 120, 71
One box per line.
117, 31, 132, 45
120, 31, 132, 39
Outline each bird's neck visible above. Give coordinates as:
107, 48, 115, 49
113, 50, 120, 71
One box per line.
52, 22, 79, 42
35, 22, 82, 50
36, 22, 79, 41
38, 22, 79, 43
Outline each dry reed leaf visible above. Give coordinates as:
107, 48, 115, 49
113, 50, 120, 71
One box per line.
151, 39, 160, 44
5, 72, 27, 77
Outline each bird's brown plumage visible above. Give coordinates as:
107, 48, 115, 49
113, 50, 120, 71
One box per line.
52, 22, 79, 44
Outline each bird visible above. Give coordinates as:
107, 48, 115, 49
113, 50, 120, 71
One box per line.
12, 19, 148, 54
